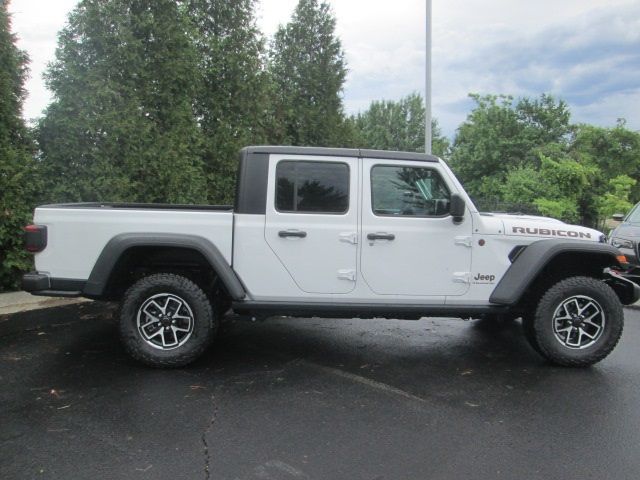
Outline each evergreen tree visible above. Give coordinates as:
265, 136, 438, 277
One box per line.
186, 0, 272, 203
38, 0, 207, 204
269, 0, 348, 147
352, 92, 449, 157
0, 1, 40, 290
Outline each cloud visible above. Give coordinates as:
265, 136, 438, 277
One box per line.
429, 2, 640, 136
9, 0, 640, 139
333, 0, 640, 137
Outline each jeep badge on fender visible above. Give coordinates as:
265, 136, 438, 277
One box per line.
473, 273, 496, 283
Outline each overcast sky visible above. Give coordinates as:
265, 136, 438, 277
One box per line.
8, 0, 640, 138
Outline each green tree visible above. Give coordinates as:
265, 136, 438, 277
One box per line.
501, 152, 597, 223
38, 0, 207, 204
0, 1, 40, 291
571, 121, 640, 202
269, 0, 349, 147
450, 93, 572, 198
352, 92, 449, 157
186, 0, 273, 203
597, 175, 636, 226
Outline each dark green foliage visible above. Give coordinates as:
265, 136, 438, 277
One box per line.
572, 121, 640, 201
0, 2, 40, 291
38, 0, 208, 204
501, 153, 597, 223
186, 0, 272, 203
269, 0, 349, 147
450, 93, 573, 198
450, 93, 640, 226
351, 92, 449, 157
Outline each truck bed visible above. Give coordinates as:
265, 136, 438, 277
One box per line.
33, 203, 234, 281
39, 202, 233, 211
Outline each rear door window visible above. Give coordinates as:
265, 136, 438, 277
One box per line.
276, 161, 349, 214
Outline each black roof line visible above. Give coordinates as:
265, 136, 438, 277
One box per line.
242, 146, 439, 163
359, 148, 439, 162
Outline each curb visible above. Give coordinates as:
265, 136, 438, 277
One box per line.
0, 291, 90, 317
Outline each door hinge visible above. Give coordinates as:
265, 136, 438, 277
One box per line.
454, 235, 473, 248
337, 269, 356, 281
452, 272, 470, 284
339, 232, 358, 245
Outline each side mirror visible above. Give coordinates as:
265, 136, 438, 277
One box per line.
612, 213, 624, 222
450, 194, 465, 223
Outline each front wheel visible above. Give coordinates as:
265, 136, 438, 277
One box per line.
119, 273, 217, 367
529, 276, 623, 367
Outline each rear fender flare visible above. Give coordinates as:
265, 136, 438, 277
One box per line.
83, 233, 246, 300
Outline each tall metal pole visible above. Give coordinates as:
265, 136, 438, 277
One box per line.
425, 0, 432, 154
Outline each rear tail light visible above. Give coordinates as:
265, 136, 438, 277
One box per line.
24, 224, 47, 253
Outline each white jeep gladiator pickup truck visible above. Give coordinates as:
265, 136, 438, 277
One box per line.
22, 146, 640, 367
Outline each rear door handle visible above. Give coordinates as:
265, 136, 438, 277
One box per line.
367, 233, 395, 241
279, 230, 307, 238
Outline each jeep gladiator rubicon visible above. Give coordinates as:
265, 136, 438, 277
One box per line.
22, 146, 640, 367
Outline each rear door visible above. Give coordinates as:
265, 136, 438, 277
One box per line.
264, 155, 359, 294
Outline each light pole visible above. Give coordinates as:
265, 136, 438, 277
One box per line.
425, 0, 432, 154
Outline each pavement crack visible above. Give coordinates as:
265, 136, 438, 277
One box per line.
201, 394, 217, 480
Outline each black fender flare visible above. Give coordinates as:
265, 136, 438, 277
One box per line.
83, 233, 246, 300
489, 239, 621, 305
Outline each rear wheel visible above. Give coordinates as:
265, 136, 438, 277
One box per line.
528, 276, 623, 367
119, 273, 216, 367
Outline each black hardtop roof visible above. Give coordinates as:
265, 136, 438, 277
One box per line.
241, 145, 439, 163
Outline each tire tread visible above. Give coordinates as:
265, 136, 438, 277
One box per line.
533, 276, 623, 367
119, 273, 215, 368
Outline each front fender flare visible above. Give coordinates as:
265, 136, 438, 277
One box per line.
489, 239, 620, 305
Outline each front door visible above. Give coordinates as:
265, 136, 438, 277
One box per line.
264, 155, 358, 294
360, 159, 472, 297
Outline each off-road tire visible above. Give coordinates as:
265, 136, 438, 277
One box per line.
530, 276, 623, 367
119, 273, 216, 367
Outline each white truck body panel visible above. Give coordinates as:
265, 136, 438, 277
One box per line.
264, 154, 360, 295
233, 213, 310, 300
360, 157, 473, 298
33, 207, 233, 280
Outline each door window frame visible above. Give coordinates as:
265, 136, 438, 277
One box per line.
368, 163, 452, 219
274, 159, 351, 215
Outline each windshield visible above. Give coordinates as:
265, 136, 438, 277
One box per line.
626, 203, 640, 224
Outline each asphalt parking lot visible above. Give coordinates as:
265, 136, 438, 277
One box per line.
1, 303, 640, 480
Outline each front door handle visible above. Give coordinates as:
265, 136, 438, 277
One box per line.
367, 232, 395, 241
279, 230, 307, 238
